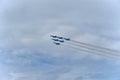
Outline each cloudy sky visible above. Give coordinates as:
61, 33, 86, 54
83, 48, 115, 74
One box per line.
0, 0, 120, 80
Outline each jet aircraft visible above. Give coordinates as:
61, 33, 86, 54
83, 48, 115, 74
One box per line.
52, 38, 59, 41
54, 42, 60, 45
57, 36, 63, 39
58, 40, 64, 43
50, 35, 57, 38
64, 38, 70, 41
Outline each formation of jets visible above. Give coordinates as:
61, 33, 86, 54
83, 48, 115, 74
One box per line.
50, 35, 120, 58
50, 35, 70, 45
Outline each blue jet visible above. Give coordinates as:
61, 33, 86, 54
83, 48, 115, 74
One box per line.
57, 36, 63, 39
58, 40, 64, 43
64, 38, 70, 41
52, 38, 59, 41
50, 35, 57, 38
54, 42, 60, 45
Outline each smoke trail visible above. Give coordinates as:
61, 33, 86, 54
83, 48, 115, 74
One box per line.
62, 43, 119, 59
69, 40, 120, 56
66, 41, 120, 57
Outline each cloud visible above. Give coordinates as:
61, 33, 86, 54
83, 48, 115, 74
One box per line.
1, 0, 120, 80
1, 0, 120, 57
2, 52, 119, 80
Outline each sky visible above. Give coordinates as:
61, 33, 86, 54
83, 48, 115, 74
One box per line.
0, 0, 120, 80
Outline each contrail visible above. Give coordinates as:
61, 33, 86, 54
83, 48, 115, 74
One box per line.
71, 40, 120, 53
66, 41, 120, 57
62, 43, 119, 59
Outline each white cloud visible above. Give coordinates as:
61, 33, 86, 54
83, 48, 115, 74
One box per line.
1, 0, 120, 80
0, 0, 120, 60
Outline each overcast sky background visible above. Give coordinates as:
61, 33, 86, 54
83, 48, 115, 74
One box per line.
0, 0, 120, 80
